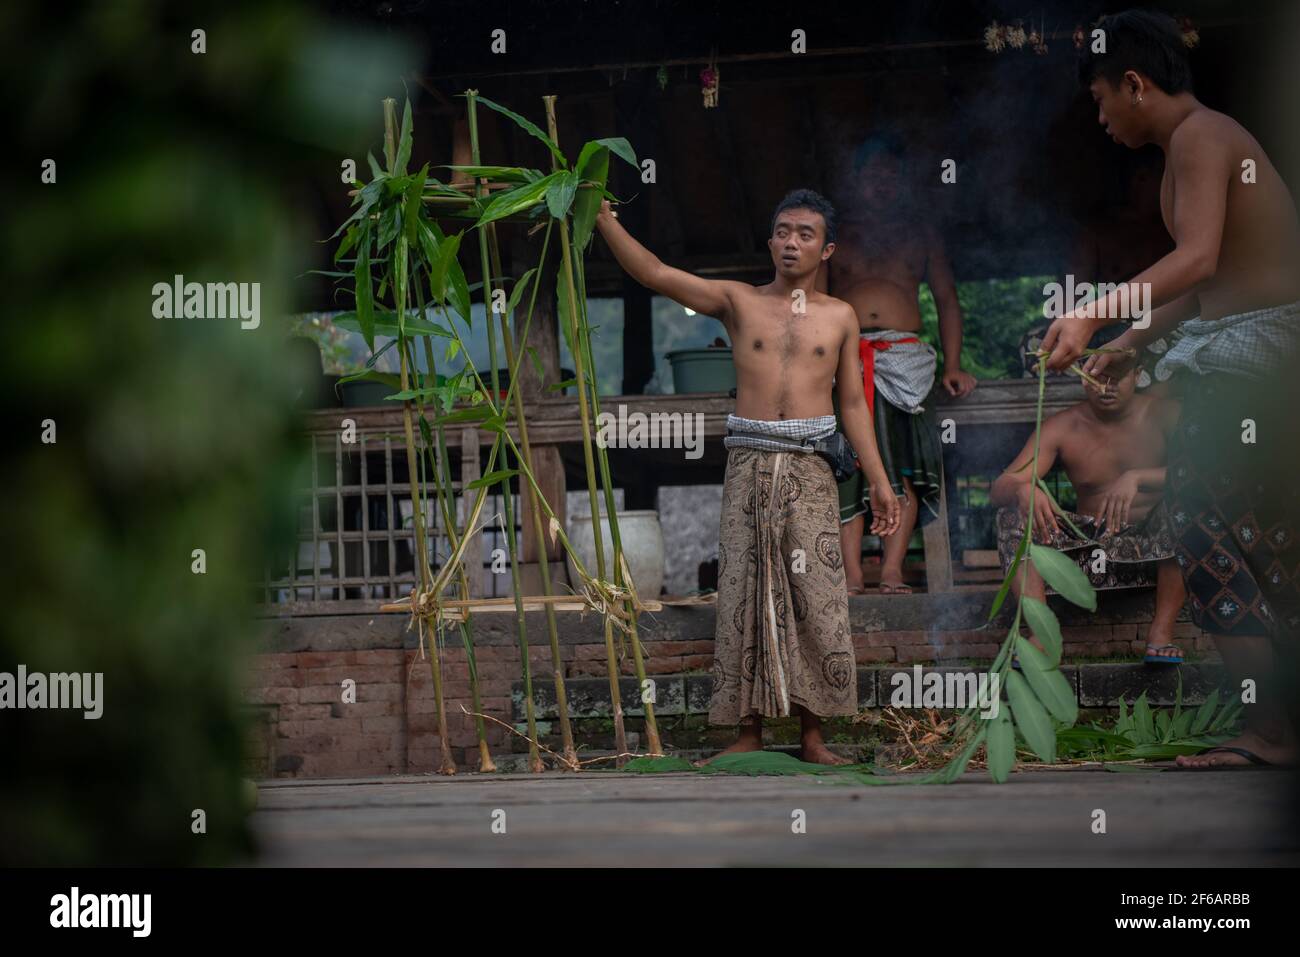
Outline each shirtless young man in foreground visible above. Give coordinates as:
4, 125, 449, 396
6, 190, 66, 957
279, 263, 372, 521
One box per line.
990, 362, 1186, 661
596, 189, 900, 765
1041, 9, 1300, 768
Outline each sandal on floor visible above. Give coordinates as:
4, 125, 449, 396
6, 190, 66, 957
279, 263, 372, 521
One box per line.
1143, 643, 1184, 665
1177, 746, 1291, 770
879, 582, 913, 595
847, 586, 868, 596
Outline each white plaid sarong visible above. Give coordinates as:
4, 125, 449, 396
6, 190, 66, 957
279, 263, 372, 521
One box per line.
1155, 300, 1300, 381
860, 329, 938, 414
723, 414, 836, 454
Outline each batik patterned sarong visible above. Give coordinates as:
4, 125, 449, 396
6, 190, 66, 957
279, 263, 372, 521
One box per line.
1157, 300, 1300, 638
710, 444, 857, 724
996, 503, 1175, 591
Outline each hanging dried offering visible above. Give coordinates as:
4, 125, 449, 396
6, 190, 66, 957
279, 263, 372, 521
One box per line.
700, 64, 719, 108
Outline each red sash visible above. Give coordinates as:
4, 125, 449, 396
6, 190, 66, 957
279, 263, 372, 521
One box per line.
859, 336, 919, 416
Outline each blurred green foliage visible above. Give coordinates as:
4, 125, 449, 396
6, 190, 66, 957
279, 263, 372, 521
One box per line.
1, 1, 410, 864
919, 276, 1051, 379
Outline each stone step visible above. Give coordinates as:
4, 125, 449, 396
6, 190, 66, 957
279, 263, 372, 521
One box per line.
511, 662, 1227, 722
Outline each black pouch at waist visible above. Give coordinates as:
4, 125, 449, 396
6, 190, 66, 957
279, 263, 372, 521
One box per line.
726, 428, 859, 482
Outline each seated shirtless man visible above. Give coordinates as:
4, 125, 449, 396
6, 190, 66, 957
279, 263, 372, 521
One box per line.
990, 361, 1187, 662
596, 189, 900, 765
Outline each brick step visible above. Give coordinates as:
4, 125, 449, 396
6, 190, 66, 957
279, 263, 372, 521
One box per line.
511, 662, 1227, 723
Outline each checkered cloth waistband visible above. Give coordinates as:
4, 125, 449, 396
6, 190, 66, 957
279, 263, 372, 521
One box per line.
723, 413, 837, 453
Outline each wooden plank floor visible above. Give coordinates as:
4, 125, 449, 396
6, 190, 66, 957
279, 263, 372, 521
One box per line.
252, 768, 1300, 867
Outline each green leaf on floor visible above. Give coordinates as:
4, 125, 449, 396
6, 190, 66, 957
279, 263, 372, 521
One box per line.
695, 751, 849, 776
620, 756, 697, 773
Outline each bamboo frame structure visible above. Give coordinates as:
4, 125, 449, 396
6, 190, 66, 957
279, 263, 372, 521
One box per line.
334, 91, 663, 773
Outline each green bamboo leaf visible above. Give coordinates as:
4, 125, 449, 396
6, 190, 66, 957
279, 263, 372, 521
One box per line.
442, 165, 543, 183
571, 147, 610, 250
475, 173, 562, 227
431, 230, 464, 304
335, 224, 359, 263
480, 415, 507, 435
524, 344, 545, 381
1028, 544, 1097, 610
1210, 699, 1243, 733
1155, 709, 1172, 742
546, 170, 580, 219
395, 99, 413, 176
472, 94, 565, 167
384, 387, 439, 401
448, 259, 473, 329
403, 167, 427, 244
328, 177, 385, 241
592, 136, 638, 169
354, 222, 375, 349
333, 310, 454, 340
1132, 693, 1155, 744
337, 369, 400, 391
367, 152, 384, 180
1015, 637, 1078, 723
437, 404, 495, 425
1021, 596, 1063, 665
393, 234, 409, 335
986, 708, 1015, 783
987, 527, 1028, 621
465, 468, 519, 490
1006, 670, 1056, 763
547, 377, 578, 392
1189, 689, 1219, 735
506, 267, 539, 318
377, 205, 401, 250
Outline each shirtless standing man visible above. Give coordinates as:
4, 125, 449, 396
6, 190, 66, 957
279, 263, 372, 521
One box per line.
1042, 9, 1300, 768
820, 135, 977, 594
990, 362, 1187, 662
596, 189, 900, 764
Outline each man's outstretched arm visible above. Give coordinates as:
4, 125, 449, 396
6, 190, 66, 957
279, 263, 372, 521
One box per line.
835, 307, 901, 536
595, 200, 739, 321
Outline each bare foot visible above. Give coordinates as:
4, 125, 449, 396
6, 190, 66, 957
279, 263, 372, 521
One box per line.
1175, 732, 1298, 769
801, 739, 852, 766
878, 579, 913, 595
695, 729, 763, 767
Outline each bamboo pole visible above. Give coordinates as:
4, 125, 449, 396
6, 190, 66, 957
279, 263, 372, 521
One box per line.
466, 90, 544, 773
485, 222, 579, 769
543, 94, 629, 764
384, 97, 456, 776
572, 252, 663, 755
410, 267, 496, 771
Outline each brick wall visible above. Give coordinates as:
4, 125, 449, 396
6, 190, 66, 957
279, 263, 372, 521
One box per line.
246, 590, 1212, 777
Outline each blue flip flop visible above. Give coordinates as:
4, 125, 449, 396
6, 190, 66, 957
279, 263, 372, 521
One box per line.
1143, 643, 1183, 665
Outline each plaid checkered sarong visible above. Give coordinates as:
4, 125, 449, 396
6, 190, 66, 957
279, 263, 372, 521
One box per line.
1155, 300, 1300, 380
